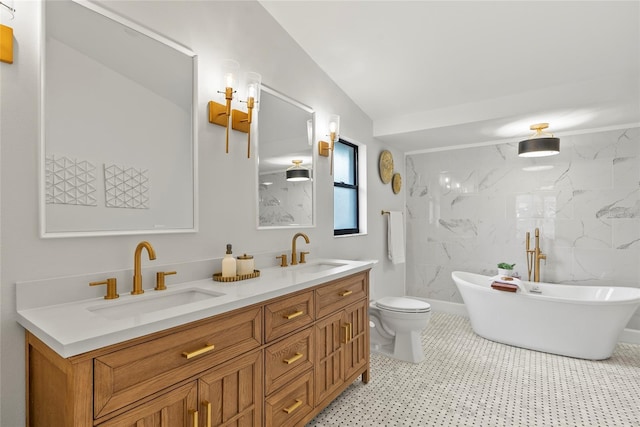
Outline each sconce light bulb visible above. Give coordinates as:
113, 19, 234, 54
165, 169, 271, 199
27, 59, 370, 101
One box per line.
224, 73, 234, 89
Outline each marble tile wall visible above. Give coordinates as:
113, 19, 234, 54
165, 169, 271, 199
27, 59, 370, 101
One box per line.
405, 127, 640, 328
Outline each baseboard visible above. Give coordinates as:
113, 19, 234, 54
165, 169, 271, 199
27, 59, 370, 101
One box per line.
619, 328, 640, 345
414, 297, 640, 346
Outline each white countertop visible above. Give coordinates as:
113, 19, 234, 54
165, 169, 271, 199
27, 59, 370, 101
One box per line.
17, 258, 376, 358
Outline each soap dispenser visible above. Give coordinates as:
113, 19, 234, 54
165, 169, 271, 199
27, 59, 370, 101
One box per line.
222, 244, 237, 278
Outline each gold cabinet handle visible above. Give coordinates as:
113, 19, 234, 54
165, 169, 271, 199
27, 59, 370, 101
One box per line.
202, 401, 211, 427
342, 322, 353, 343
182, 344, 215, 359
283, 310, 303, 320
190, 409, 198, 427
342, 324, 350, 343
283, 399, 303, 414
283, 352, 303, 365
339, 290, 353, 297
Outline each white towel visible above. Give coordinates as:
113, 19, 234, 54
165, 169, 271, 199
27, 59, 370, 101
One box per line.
387, 211, 405, 264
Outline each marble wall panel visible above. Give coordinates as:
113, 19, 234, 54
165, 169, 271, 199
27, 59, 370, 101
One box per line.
406, 127, 640, 329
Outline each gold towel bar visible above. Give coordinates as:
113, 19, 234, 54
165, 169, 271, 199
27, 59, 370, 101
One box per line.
381, 210, 390, 215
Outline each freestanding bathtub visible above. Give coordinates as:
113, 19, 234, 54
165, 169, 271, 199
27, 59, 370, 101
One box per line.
452, 271, 640, 360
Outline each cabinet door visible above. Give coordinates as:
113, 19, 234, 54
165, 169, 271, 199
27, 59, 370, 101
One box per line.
343, 300, 369, 381
97, 382, 198, 427
314, 310, 344, 405
198, 350, 262, 427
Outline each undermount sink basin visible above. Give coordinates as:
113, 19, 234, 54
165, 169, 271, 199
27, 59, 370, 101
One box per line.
290, 261, 348, 274
88, 288, 224, 320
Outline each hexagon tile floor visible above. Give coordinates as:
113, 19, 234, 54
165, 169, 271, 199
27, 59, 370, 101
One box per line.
307, 312, 640, 427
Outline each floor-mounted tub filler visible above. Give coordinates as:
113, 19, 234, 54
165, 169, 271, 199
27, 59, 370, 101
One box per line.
452, 271, 640, 360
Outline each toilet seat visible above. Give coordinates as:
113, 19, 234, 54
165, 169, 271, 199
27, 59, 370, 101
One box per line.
376, 297, 431, 313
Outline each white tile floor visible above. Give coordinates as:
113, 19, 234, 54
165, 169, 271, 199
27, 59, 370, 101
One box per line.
307, 312, 640, 426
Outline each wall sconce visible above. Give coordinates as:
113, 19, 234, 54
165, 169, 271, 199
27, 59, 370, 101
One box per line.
0, 0, 15, 64
208, 59, 239, 153
286, 160, 311, 182
232, 71, 261, 158
318, 114, 340, 175
518, 123, 560, 157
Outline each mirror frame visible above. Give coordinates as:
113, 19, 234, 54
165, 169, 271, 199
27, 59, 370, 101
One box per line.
39, 0, 198, 238
256, 85, 316, 230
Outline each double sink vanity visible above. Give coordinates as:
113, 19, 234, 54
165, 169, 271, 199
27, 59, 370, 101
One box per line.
17, 250, 375, 427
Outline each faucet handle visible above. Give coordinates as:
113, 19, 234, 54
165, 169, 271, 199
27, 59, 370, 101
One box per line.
299, 251, 310, 264
90, 278, 119, 300
155, 271, 177, 291
276, 254, 288, 267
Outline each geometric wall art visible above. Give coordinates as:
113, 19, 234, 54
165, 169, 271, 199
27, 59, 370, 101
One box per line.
104, 164, 150, 209
45, 155, 98, 206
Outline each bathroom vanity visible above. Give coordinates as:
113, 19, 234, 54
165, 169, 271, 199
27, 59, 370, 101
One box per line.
19, 259, 373, 426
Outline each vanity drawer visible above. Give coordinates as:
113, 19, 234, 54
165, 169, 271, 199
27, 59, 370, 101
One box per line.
93, 306, 261, 419
264, 290, 314, 342
265, 327, 314, 395
315, 272, 368, 319
265, 370, 314, 427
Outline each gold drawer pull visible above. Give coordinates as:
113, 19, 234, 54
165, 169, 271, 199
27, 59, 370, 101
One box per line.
283, 310, 304, 320
283, 352, 303, 365
283, 399, 303, 414
339, 290, 353, 297
182, 344, 215, 359
190, 409, 198, 427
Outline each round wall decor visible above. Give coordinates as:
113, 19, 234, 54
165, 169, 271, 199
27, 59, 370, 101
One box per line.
379, 150, 394, 184
392, 173, 402, 194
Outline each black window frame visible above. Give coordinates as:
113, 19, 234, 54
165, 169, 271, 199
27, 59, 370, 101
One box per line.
333, 138, 359, 236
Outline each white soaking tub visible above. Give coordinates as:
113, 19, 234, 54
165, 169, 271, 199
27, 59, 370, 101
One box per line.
452, 271, 640, 360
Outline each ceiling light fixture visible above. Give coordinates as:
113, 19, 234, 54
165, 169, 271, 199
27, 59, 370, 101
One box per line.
518, 123, 560, 158
286, 160, 310, 182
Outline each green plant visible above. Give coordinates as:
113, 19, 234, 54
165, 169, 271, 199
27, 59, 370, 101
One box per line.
497, 262, 515, 270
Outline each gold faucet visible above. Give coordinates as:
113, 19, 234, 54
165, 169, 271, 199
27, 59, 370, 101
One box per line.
526, 228, 546, 282
132, 241, 156, 295
291, 232, 310, 265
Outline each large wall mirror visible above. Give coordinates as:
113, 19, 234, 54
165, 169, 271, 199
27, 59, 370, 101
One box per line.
257, 86, 315, 228
40, 0, 197, 237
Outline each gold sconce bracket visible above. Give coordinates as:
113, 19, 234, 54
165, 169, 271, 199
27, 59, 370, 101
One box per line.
208, 101, 229, 127
0, 24, 14, 64
231, 109, 250, 133
318, 141, 331, 157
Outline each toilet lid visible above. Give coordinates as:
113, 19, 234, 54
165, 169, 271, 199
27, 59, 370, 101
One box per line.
376, 297, 431, 313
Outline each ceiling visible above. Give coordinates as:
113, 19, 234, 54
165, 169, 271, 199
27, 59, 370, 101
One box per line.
259, 1, 640, 153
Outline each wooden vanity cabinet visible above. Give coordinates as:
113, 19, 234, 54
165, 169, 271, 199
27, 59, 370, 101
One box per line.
25, 270, 370, 427
314, 273, 369, 408
26, 305, 262, 427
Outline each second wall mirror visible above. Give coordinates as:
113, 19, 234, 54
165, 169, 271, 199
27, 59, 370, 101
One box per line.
257, 86, 315, 228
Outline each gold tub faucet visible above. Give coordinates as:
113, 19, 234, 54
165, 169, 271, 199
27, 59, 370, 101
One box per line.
526, 228, 546, 282
291, 232, 310, 265
132, 241, 156, 295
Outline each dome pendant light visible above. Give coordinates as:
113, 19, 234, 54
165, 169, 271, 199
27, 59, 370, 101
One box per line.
286, 160, 310, 182
518, 123, 560, 158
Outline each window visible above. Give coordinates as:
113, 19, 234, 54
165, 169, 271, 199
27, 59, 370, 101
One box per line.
334, 139, 359, 235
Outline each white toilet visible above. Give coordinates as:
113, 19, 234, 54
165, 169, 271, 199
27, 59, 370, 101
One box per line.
369, 296, 432, 363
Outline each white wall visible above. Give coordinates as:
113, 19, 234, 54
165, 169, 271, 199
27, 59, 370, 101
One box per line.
406, 127, 640, 328
0, 1, 405, 424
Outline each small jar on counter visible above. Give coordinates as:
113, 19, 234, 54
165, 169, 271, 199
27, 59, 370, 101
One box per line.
236, 254, 255, 276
